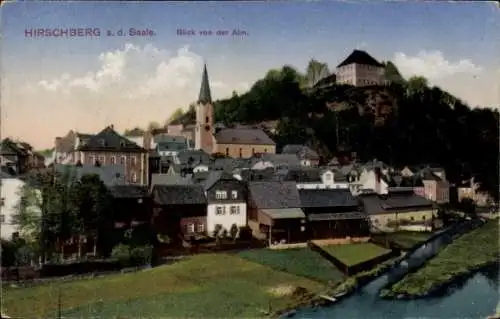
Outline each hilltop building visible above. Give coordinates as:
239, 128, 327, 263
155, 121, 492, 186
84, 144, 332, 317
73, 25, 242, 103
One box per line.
336, 49, 385, 87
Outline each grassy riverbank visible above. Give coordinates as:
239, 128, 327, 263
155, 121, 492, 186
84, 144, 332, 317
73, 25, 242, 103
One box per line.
373, 231, 433, 250
2, 253, 327, 318
381, 220, 499, 298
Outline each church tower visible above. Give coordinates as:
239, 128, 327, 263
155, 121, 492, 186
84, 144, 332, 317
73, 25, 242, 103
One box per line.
195, 64, 214, 154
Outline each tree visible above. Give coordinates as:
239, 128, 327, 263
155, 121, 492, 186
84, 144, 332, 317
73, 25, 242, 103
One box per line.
384, 61, 406, 85
13, 184, 43, 246
68, 174, 113, 257
167, 108, 184, 124
305, 59, 330, 88
147, 121, 161, 131
213, 224, 222, 245
406, 76, 429, 97
229, 223, 239, 242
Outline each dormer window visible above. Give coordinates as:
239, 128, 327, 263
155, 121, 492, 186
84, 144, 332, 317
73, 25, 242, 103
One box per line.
120, 141, 126, 148
100, 139, 106, 146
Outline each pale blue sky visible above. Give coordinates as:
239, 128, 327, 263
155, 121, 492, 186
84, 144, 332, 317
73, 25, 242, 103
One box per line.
1, 1, 498, 148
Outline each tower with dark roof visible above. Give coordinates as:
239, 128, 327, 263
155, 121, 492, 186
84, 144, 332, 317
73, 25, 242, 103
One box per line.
195, 64, 215, 153
336, 49, 385, 87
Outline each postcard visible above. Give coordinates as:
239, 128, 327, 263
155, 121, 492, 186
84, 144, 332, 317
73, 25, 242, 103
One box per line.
1, 1, 498, 319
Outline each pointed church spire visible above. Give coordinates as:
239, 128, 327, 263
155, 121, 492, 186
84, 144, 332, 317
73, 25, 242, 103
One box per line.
198, 64, 212, 104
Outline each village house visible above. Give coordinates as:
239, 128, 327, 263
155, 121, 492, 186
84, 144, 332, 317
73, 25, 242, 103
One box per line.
299, 188, 369, 241
335, 49, 385, 87
360, 189, 436, 232
124, 128, 147, 149
457, 177, 495, 207
419, 167, 450, 204
1, 139, 45, 174
76, 125, 148, 185
247, 181, 307, 246
358, 167, 389, 195
202, 171, 247, 236
52, 130, 94, 165
151, 184, 207, 241
281, 144, 320, 167
250, 153, 300, 170
108, 185, 151, 230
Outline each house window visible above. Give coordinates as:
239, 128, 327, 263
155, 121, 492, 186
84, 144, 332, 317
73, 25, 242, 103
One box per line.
99, 139, 106, 146
264, 148, 267, 153
186, 223, 195, 233
239, 148, 243, 158
410, 216, 414, 221
252, 148, 255, 155
120, 156, 126, 165
230, 206, 239, 215
0, 197, 5, 207
89, 155, 95, 164
130, 156, 137, 166
225, 148, 229, 156
197, 223, 205, 233
110, 156, 116, 165
374, 219, 379, 224
231, 190, 238, 199
98, 155, 105, 164
0, 214, 5, 223
131, 172, 137, 183
422, 215, 426, 220
205, 116, 209, 124
215, 191, 227, 200
216, 206, 224, 215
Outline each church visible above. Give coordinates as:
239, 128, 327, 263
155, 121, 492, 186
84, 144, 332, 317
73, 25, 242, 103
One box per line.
194, 64, 276, 158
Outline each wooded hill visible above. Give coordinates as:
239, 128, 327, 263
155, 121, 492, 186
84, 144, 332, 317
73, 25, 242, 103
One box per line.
210, 61, 498, 198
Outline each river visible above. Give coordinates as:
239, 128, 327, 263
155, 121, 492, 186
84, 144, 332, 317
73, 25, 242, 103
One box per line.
291, 220, 499, 318
293, 271, 498, 318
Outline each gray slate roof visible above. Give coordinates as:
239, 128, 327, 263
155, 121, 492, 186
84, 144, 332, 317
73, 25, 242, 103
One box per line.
78, 126, 146, 153
152, 184, 207, 205
54, 164, 126, 186
150, 173, 192, 187
283, 168, 322, 183
202, 171, 237, 190
175, 149, 212, 165
248, 181, 301, 209
109, 185, 149, 198
259, 154, 300, 167
214, 128, 275, 145
299, 189, 358, 208
360, 193, 433, 215
282, 144, 319, 160
198, 64, 212, 104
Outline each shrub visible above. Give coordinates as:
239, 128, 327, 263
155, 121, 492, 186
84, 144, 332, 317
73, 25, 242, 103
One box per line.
111, 244, 131, 266
238, 226, 253, 240
129, 245, 153, 266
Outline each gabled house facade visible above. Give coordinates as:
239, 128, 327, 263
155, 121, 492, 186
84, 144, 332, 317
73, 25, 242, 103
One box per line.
299, 188, 369, 240
358, 167, 389, 195
419, 167, 450, 204
281, 144, 320, 167
151, 184, 207, 240
202, 171, 247, 235
360, 190, 436, 232
76, 125, 148, 185
247, 181, 307, 246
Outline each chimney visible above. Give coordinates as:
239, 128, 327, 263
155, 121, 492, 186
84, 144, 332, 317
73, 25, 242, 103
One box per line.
374, 167, 382, 194
109, 124, 114, 130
